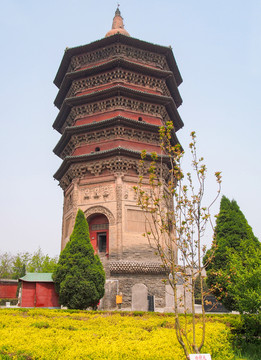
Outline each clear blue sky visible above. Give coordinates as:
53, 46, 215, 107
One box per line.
0, 0, 260, 256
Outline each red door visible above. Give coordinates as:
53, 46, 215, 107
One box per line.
88, 214, 109, 255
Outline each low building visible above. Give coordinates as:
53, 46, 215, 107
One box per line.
0, 279, 18, 303
19, 273, 60, 308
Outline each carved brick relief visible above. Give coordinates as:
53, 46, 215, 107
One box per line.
84, 206, 115, 225
61, 97, 171, 132
67, 44, 169, 73
66, 69, 170, 99
60, 127, 160, 159
64, 193, 73, 212
81, 185, 114, 202
116, 183, 123, 222
123, 184, 138, 201
59, 158, 170, 190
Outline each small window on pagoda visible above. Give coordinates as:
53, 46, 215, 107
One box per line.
95, 147, 100, 152
138, 117, 143, 121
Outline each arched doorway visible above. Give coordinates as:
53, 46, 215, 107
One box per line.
87, 214, 109, 255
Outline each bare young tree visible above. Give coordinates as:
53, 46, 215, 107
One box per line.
134, 123, 221, 359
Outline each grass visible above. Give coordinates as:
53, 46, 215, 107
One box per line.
233, 343, 261, 360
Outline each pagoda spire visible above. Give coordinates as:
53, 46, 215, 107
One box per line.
105, 6, 130, 37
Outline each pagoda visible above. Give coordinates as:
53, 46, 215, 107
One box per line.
53, 8, 184, 309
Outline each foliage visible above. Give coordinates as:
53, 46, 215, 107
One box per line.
53, 209, 105, 310
0, 253, 13, 279
227, 243, 261, 314
229, 314, 261, 360
0, 299, 18, 306
26, 248, 58, 273
0, 309, 237, 360
234, 342, 261, 360
0, 249, 58, 280
205, 196, 261, 312
134, 126, 221, 359
11, 253, 30, 279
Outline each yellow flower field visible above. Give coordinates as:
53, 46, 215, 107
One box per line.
0, 309, 235, 360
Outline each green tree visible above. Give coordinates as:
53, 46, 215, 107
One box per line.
27, 248, 58, 273
205, 196, 261, 312
0, 252, 13, 278
53, 209, 105, 310
227, 241, 261, 314
0, 250, 58, 280
11, 252, 30, 279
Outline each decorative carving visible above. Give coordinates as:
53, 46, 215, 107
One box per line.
116, 182, 123, 222
110, 261, 167, 274
84, 189, 90, 199
124, 185, 139, 201
67, 44, 169, 73
84, 206, 115, 225
59, 157, 170, 191
83, 185, 113, 201
103, 186, 110, 198
66, 69, 170, 99
61, 97, 171, 132
60, 126, 160, 159
93, 187, 100, 199
64, 193, 73, 212
123, 188, 128, 199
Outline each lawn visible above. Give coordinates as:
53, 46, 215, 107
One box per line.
0, 309, 258, 359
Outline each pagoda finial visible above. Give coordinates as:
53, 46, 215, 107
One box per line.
105, 6, 130, 37
115, 3, 121, 16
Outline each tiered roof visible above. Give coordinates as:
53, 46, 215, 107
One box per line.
53, 8, 184, 189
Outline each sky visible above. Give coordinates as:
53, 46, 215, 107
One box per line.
0, 0, 260, 257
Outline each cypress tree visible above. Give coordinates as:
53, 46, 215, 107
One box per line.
205, 196, 260, 311
53, 209, 105, 309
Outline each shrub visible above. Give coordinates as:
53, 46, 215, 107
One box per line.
53, 210, 105, 310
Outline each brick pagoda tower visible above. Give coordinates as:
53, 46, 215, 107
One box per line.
53, 8, 184, 309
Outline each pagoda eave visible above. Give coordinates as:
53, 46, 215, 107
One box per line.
54, 146, 170, 182
66, 85, 177, 108
54, 33, 182, 88
53, 116, 162, 156
54, 58, 182, 109
53, 86, 184, 133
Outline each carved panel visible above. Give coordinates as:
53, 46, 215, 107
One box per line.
66, 69, 170, 99
116, 183, 122, 222
64, 193, 73, 212
81, 185, 114, 202
60, 126, 160, 159
59, 157, 170, 191
67, 44, 169, 73
62, 97, 171, 132
84, 206, 115, 225
123, 184, 137, 201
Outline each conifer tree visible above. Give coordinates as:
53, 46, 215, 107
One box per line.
205, 196, 260, 311
53, 209, 105, 309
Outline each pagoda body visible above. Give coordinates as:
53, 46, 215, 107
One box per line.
53, 9, 183, 309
